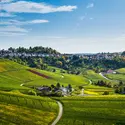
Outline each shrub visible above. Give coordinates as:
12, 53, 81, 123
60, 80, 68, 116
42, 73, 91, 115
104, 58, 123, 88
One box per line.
103, 91, 109, 95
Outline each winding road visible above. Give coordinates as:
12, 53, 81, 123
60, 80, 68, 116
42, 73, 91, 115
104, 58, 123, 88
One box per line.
99, 72, 110, 80
20, 84, 24, 86
51, 101, 63, 125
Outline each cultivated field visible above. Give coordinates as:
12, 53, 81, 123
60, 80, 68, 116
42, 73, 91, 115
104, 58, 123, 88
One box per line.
56, 96, 125, 125
0, 91, 58, 125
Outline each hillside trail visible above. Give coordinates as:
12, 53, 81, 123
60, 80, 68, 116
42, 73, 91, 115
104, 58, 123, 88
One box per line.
99, 72, 111, 80
51, 101, 63, 125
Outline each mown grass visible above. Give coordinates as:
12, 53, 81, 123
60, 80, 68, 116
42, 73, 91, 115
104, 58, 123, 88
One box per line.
56, 96, 125, 125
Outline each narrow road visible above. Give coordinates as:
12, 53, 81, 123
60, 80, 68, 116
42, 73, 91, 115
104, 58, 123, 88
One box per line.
89, 80, 92, 84
20, 84, 24, 86
51, 101, 63, 125
99, 72, 110, 80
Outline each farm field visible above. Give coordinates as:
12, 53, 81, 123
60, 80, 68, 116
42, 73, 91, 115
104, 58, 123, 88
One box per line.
0, 59, 125, 125
81, 70, 115, 94
0, 91, 58, 125
106, 73, 125, 82
105, 68, 125, 82
83, 70, 110, 82
0, 59, 116, 96
116, 68, 125, 74
18, 68, 90, 88
0, 59, 90, 91
56, 96, 125, 125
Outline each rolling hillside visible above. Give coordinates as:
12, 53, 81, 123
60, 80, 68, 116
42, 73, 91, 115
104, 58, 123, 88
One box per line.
105, 68, 125, 83
0, 59, 58, 125
56, 96, 125, 125
0, 91, 58, 125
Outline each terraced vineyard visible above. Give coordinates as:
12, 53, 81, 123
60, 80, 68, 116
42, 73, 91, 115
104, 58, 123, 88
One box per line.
0, 59, 125, 125
56, 96, 125, 125
0, 91, 58, 125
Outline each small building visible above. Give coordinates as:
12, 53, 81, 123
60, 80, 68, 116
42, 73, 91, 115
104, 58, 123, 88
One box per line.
37, 86, 51, 92
107, 69, 116, 74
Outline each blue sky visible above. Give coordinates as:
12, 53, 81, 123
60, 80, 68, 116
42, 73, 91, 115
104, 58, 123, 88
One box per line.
0, 0, 125, 53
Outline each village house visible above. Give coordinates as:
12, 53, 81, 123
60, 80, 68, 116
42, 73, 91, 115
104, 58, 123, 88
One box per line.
107, 69, 116, 74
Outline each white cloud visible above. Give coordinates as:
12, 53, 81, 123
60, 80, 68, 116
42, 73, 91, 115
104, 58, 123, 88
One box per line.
2, 1, 77, 13
0, 26, 28, 33
0, 19, 49, 25
86, 3, 94, 8
29, 20, 49, 24
1, 0, 13, 3
0, 12, 15, 17
0, 31, 26, 36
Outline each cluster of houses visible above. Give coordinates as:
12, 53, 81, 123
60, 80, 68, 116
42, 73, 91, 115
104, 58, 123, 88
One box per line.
70, 52, 122, 60
36, 83, 73, 96
0, 50, 60, 58
0, 49, 122, 60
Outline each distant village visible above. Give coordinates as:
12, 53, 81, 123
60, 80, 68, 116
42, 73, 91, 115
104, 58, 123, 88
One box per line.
0, 49, 122, 60
36, 83, 73, 97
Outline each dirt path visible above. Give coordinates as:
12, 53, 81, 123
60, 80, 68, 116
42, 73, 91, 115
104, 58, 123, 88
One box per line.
99, 72, 110, 80
51, 101, 63, 125
89, 80, 92, 84
20, 84, 24, 86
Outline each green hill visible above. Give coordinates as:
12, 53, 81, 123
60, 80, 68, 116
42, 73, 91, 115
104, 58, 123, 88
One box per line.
56, 96, 125, 125
0, 91, 58, 125
0, 59, 90, 91
105, 68, 125, 83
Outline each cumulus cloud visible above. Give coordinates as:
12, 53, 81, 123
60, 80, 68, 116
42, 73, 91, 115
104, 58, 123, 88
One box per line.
0, 19, 49, 25
86, 3, 94, 8
2, 1, 77, 13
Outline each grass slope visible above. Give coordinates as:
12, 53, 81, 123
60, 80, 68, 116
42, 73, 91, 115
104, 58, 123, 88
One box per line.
25, 68, 90, 88
0, 91, 58, 125
82, 70, 114, 94
106, 68, 125, 83
56, 96, 125, 125
0, 59, 89, 91
0, 59, 59, 125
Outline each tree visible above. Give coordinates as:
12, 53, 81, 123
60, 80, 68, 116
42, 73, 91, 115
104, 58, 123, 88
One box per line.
103, 91, 109, 95
56, 61, 63, 68
121, 51, 125, 56
67, 84, 72, 92
56, 83, 61, 89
